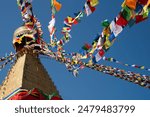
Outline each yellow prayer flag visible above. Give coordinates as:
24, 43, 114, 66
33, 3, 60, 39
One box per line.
103, 28, 110, 35
67, 16, 74, 23
121, 1, 126, 8
90, 0, 99, 7
140, 66, 145, 69
103, 38, 112, 50
88, 59, 93, 66
92, 41, 97, 49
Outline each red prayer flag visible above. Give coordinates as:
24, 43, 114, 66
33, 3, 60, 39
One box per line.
87, 0, 96, 12
99, 49, 105, 57
138, 0, 149, 5
116, 15, 128, 27
135, 15, 148, 24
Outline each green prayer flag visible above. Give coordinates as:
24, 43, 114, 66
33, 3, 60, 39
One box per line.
108, 58, 113, 61
101, 19, 110, 27
121, 6, 132, 21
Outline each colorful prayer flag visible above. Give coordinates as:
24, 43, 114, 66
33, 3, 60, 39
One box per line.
121, 6, 132, 21
93, 49, 105, 63
135, 15, 148, 24
116, 15, 128, 27
101, 19, 110, 27
84, 1, 96, 16
110, 20, 123, 37
138, 0, 149, 5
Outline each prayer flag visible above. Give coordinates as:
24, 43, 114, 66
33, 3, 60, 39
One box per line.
93, 49, 105, 63
52, 0, 62, 11
125, 0, 137, 10
110, 20, 123, 37
116, 15, 128, 27
90, 0, 99, 7
84, 1, 96, 16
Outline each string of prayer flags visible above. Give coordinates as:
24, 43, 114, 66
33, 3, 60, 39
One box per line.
48, 15, 56, 41
91, 0, 150, 63
16, 0, 44, 45
37, 47, 149, 89
102, 56, 150, 72
17, 0, 34, 23
0, 52, 16, 62
0, 54, 16, 71
48, 0, 63, 46
51, 12, 82, 46
85, 63, 150, 88
34, 17, 43, 38
48, 0, 99, 47
14, 0, 150, 89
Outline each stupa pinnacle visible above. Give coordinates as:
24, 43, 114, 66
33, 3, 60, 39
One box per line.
0, 26, 61, 100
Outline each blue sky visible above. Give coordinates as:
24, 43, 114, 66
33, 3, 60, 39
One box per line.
0, 0, 150, 100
